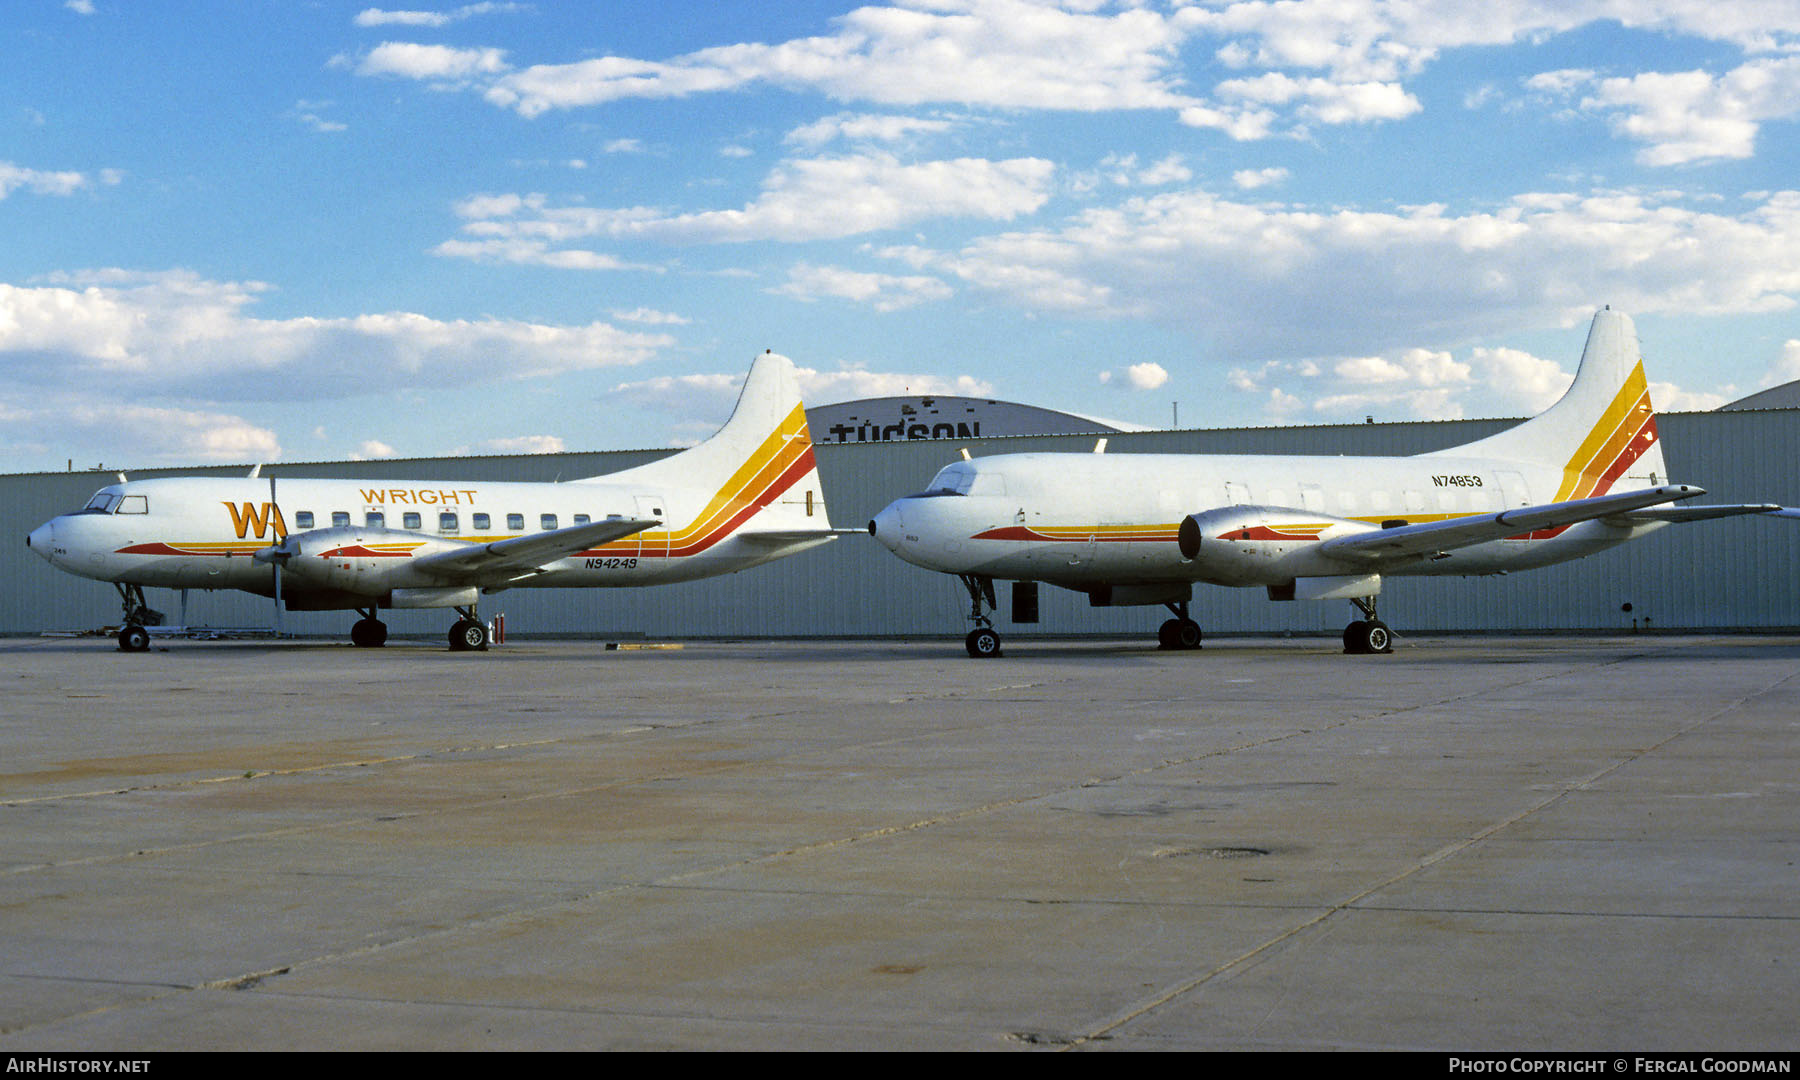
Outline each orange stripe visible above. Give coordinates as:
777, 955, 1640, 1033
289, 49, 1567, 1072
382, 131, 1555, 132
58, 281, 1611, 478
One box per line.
1556, 362, 1652, 501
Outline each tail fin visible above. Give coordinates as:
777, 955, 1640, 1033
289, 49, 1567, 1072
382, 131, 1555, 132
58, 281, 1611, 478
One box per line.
592, 351, 833, 532
1430, 307, 1669, 493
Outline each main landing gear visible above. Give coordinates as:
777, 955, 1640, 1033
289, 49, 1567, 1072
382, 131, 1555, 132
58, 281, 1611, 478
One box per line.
1157, 600, 1202, 651
114, 583, 162, 652
447, 605, 488, 652
347, 606, 486, 650
959, 574, 1002, 658
349, 608, 388, 648
1342, 596, 1394, 655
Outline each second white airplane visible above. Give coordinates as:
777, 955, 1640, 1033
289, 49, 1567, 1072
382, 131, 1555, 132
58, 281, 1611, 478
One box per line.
870, 308, 1784, 656
28, 352, 838, 651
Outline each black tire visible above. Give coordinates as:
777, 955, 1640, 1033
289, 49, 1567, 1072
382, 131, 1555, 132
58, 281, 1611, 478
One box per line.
1343, 620, 1369, 654
1175, 618, 1203, 650
449, 619, 487, 651
1365, 619, 1392, 654
117, 625, 150, 652
1157, 618, 1180, 649
965, 627, 1002, 658
351, 619, 388, 648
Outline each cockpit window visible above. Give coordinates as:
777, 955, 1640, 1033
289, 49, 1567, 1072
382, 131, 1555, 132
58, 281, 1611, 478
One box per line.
923, 462, 1004, 496
115, 495, 148, 514
84, 492, 120, 513
927, 463, 976, 494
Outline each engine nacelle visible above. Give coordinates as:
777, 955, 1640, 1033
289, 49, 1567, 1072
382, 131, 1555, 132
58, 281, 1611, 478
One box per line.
1176, 505, 1378, 587
257, 526, 470, 597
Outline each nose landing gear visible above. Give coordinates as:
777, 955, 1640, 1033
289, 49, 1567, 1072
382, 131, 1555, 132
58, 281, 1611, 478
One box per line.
114, 583, 162, 652
959, 573, 1002, 658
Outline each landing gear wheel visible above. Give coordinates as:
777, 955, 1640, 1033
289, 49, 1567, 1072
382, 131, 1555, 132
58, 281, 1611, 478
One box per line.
350, 618, 388, 648
1364, 619, 1392, 654
965, 627, 1002, 658
449, 619, 488, 651
117, 625, 150, 652
1343, 619, 1392, 655
1158, 618, 1203, 650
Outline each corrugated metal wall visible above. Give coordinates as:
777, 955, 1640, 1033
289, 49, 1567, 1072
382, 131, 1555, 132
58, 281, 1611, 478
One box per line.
4, 410, 1796, 639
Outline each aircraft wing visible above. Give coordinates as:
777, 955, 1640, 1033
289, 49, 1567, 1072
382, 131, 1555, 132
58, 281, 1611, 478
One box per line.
412, 517, 660, 580
1317, 484, 1704, 564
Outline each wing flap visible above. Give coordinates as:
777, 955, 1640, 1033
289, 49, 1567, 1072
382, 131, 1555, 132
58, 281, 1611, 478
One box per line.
1318, 484, 1703, 564
412, 517, 659, 581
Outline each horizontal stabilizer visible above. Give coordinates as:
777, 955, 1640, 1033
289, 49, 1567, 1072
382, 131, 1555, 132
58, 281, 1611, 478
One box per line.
736, 528, 859, 545
413, 517, 659, 579
1318, 484, 1703, 563
1610, 503, 1783, 524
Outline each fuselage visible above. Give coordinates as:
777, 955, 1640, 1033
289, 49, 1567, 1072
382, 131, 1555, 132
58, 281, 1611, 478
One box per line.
870, 450, 1663, 590
29, 472, 828, 603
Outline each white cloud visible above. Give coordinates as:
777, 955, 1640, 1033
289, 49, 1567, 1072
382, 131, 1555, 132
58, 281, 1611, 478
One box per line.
0, 162, 100, 200
611, 307, 691, 325
1469, 345, 1572, 412
348, 439, 398, 460
1771, 339, 1800, 384
1647, 379, 1731, 411
1233, 166, 1290, 190
1588, 57, 1800, 166
481, 1, 1201, 118
480, 434, 567, 455
356, 42, 510, 81
771, 262, 953, 311
0, 270, 674, 404
439, 154, 1056, 260
1125, 361, 1169, 390
1217, 328, 1729, 424
353, 4, 525, 28
347, 3, 1800, 147
883, 186, 1800, 361
785, 112, 958, 148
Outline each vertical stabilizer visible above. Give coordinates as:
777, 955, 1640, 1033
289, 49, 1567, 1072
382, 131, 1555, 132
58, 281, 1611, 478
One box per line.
588, 352, 832, 533
1429, 308, 1669, 493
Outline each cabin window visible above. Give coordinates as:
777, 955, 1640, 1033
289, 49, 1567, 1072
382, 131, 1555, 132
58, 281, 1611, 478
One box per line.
403, 512, 421, 530
473, 512, 491, 531
366, 511, 384, 528
295, 511, 315, 529
115, 495, 148, 514
507, 513, 524, 531
439, 512, 459, 534
540, 513, 558, 530
574, 514, 590, 526
331, 511, 351, 527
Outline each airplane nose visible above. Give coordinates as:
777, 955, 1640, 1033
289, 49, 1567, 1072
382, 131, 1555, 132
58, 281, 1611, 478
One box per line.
869, 502, 904, 552
27, 520, 54, 562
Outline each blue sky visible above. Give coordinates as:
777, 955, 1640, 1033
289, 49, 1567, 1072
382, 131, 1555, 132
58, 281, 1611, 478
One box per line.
6, 0, 1800, 473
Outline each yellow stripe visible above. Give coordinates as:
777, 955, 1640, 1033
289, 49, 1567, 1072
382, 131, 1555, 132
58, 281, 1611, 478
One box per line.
1556, 362, 1650, 500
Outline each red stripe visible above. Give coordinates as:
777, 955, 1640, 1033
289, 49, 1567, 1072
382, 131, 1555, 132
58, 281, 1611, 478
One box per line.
576, 444, 817, 559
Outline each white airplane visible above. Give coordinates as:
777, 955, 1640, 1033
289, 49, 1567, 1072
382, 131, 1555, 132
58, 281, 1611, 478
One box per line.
869, 308, 1787, 657
28, 352, 839, 651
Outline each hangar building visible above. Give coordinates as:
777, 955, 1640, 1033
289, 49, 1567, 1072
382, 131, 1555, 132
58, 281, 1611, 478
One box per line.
4, 397, 1796, 643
